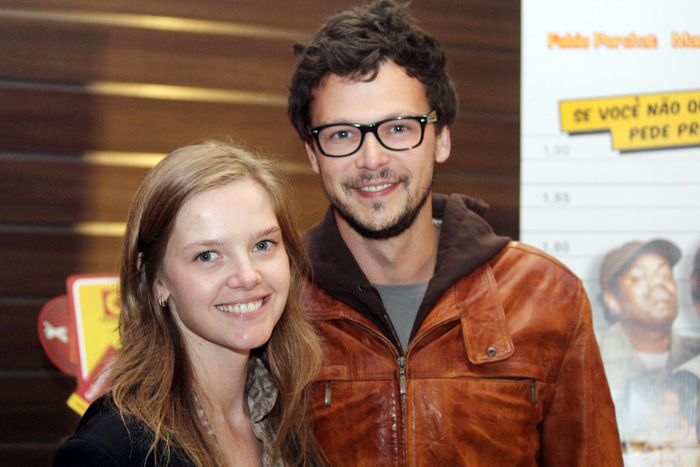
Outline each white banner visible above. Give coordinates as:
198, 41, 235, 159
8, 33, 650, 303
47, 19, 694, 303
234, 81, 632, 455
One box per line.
521, 1, 700, 464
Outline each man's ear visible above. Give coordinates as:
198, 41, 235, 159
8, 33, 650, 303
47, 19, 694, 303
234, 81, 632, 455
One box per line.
305, 141, 321, 174
603, 290, 622, 317
434, 125, 451, 164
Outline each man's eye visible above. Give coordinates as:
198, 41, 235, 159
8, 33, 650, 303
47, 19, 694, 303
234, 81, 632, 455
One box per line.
196, 251, 218, 262
631, 273, 646, 283
330, 129, 353, 140
253, 240, 275, 252
389, 123, 408, 133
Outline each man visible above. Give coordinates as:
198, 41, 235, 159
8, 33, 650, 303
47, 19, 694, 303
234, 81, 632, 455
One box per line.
675, 246, 700, 377
667, 245, 700, 452
288, 1, 621, 464
694, 247, 700, 316
668, 244, 700, 403
595, 241, 700, 457
597, 238, 700, 431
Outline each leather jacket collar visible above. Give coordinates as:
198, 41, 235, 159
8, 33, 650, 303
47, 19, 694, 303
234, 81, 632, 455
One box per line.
303, 193, 510, 347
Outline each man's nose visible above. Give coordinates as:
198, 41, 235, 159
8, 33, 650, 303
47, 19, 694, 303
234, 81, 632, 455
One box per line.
650, 272, 675, 290
355, 132, 390, 171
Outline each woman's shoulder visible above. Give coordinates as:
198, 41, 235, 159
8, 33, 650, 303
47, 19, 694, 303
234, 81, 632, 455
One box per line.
52, 395, 190, 467
52, 395, 150, 467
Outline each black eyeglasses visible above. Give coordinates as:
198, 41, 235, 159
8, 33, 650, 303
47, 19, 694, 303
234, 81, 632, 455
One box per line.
309, 110, 438, 157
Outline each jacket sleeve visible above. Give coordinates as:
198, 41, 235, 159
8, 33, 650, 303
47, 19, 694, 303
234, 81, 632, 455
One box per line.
538, 284, 624, 466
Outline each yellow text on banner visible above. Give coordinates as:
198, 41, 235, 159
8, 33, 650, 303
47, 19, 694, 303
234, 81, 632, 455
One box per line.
560, 90, 700, 151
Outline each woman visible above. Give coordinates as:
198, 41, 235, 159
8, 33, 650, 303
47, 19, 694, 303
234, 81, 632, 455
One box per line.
53, 141, 325, 466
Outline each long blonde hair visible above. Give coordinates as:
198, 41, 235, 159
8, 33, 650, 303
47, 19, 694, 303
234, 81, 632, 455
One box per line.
110, 140, 324, 466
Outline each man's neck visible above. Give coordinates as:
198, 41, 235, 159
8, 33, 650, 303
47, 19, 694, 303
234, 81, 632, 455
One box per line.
621, 321, 673, 353
336, 206, 439, 285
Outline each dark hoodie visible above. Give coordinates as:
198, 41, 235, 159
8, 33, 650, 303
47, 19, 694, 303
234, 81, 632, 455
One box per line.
303, 192, 510, 350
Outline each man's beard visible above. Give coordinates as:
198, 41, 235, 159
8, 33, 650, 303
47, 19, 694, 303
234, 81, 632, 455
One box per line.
324, 167, 434, 240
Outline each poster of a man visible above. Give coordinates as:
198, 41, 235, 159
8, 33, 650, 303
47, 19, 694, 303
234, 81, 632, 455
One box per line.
675, 246, 700, 378
622, 248, 700, 463
597, 239, 700, 439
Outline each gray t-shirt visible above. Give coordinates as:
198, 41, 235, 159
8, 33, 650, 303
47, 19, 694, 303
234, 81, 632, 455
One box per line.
373, 281, 429, 351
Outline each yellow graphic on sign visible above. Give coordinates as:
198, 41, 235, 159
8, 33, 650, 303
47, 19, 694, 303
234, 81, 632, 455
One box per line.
72, 278, 121, 379
65, 275, 121, 414
560, 90, 700, 151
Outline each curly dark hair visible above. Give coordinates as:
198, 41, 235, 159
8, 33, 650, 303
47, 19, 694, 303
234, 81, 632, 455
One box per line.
288, 0, 458, 143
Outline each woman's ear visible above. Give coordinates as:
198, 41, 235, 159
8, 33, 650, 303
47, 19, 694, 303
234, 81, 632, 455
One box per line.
154, 277, 170, 308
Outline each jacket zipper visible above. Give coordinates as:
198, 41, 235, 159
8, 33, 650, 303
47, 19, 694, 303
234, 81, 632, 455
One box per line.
322, 316, 539, 462
339, 320, 407, 463
398, 356, 407, 395
331, 318, 460, 465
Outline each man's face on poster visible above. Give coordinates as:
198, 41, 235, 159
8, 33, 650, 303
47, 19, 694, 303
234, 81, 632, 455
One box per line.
611, 252, 679, 330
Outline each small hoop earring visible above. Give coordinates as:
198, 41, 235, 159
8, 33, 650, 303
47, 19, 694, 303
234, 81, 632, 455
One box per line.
158, 295, 168, 308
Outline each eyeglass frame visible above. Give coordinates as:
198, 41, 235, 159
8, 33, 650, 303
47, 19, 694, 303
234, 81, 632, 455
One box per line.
308, 110, 439, 157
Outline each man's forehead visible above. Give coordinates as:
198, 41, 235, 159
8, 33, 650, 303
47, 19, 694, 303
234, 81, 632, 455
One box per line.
309, 67, 429, 124
625, 252, 672, 271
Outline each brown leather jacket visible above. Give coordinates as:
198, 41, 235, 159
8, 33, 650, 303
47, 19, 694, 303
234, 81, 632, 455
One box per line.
303, 194, 622, 466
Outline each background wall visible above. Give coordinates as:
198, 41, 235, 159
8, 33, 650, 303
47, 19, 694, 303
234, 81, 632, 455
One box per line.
0, 1, 520, 465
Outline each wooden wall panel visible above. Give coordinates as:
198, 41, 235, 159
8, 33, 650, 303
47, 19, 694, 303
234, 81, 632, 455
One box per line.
0, 1, 520, 463
0, 230, 122, 297
0, 373, 79, 441
0, 155, 144, 224
0, 17, 300, 92
1, 299, 54, 369
0, 86, 299, 157
416, 1, 520, 48
441, 113, 520, 176
448, 48, 520, 114
0, 1, 520, 49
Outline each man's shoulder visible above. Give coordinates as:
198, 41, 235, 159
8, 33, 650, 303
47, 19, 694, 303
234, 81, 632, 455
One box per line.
671, 332, 700, 361
302, 279, 354, 317
596, 323, 634, 357
673, 332, 700, 347
489, 241, 581, 281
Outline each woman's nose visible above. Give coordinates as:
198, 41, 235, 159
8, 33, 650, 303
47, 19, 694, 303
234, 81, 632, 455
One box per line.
226, 258, 262, 290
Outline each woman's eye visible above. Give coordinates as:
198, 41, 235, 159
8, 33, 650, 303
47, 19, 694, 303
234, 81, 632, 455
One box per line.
253, 240, 275, 252
196, 251, 218, 262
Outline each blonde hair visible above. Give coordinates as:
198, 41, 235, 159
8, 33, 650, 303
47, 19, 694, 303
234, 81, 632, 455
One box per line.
110, 140, 324, 466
